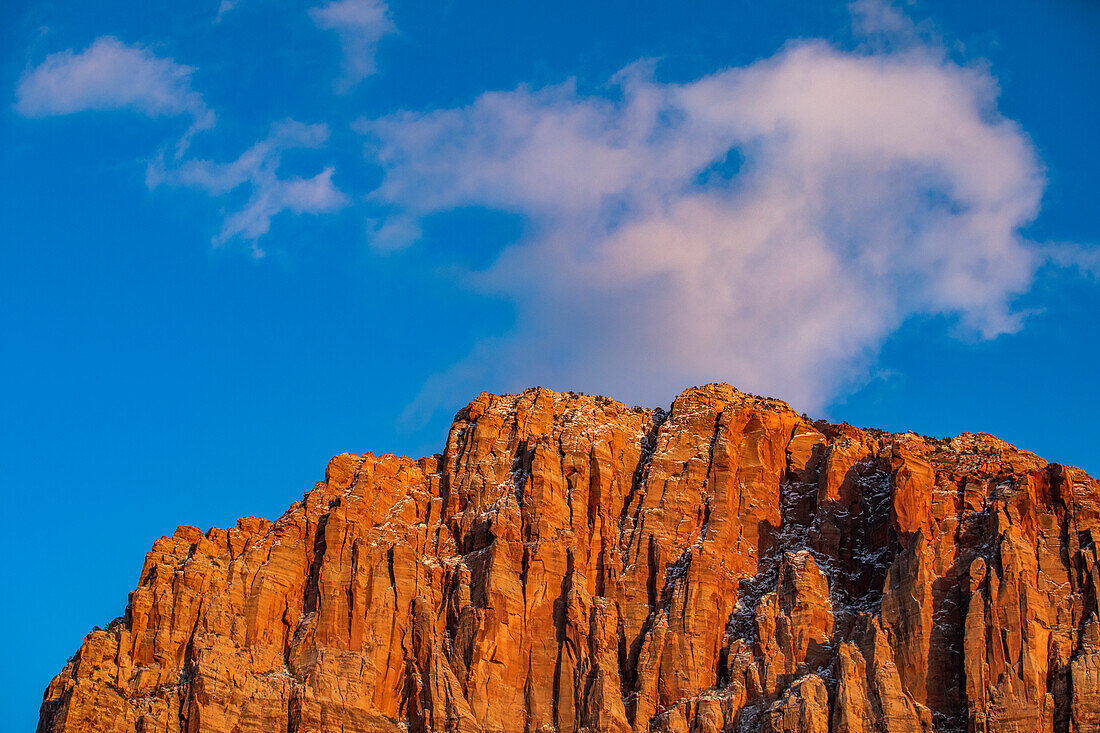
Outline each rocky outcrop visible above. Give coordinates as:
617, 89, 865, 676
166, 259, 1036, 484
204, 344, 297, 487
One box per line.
36, 384, 1100, 732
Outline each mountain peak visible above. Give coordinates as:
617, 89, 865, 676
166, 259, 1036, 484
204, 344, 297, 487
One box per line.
39, 384, 1100, 733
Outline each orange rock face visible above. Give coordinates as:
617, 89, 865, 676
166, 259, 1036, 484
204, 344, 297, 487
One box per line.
36, 384, 1100, 732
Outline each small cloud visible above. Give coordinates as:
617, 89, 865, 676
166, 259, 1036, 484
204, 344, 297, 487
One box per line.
149, 120, 348, 255
1042, 243, 1100, 279
309, 0, 395, 91
215, 0, 240, 22
366, 214, 421, 252
849, 0, 916, 38
15, 36, 214, 154
848, 0, 940, 53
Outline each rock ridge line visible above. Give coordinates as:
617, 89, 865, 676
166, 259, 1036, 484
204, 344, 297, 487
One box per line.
37, 383, 1100, 733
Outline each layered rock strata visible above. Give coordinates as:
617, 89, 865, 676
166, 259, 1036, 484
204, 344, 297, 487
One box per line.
37, 384, 1100, 732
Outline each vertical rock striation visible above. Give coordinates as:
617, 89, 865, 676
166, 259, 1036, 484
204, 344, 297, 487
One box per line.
37, 384, 1100, 732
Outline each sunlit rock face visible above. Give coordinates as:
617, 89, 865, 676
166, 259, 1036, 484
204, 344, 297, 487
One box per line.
37, 384, 1100, 733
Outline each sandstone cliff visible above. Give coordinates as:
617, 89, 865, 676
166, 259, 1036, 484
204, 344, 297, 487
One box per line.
37, 384, 1100, 732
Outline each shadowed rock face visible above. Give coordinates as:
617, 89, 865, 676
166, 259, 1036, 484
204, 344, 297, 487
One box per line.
36, 384, 1100, 733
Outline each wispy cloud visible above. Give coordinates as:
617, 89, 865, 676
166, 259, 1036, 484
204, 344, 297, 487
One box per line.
1042, 243, 1100, 280
148, 120, 348, 255
850, 0, 917, 41
215, 0, 240, 22
309, 0, 395, 91
16, 36, 352, 248
15, 36, 214, 154
358, 33, 1046, 419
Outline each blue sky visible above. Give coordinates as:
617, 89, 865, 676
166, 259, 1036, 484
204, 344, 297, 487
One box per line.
2, 0, 1098, 727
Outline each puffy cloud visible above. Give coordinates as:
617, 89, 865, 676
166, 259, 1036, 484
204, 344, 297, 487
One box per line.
357, 39, 1044, 419
15, 36, 214, 153
148, 120, 348, 254
309, 0, 395, 90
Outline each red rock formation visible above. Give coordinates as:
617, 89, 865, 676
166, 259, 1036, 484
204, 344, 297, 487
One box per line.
36, 384, 1100, 732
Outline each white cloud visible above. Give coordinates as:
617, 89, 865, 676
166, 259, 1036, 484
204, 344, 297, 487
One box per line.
17, 38, 349, 249
850, 0, 918, 43
309, 0, 395, 90
215, 0, 240, 22
1042, 243, 1100, 280
148, 120, 349, 255
15, 36, 214, 154
357, 39, 1045, 419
